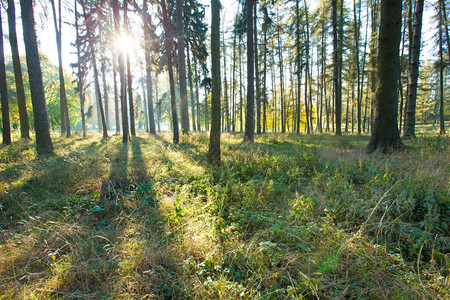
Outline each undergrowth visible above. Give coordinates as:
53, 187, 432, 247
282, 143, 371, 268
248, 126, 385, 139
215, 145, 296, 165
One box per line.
0, 133, 448, 299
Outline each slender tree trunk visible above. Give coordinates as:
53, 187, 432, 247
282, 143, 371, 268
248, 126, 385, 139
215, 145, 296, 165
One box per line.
112, 0, 128, 143
204, 86, 209, 131
254, 2, 261, 135
161, 0, 179, 143
222, 30, 230, 132
232, 30, 237, 133
20, 0, 53, 155
0, 8, 11, 145
194, 58, 201, 131
113, 53, 120, 134
263, 26, 267, 133
244, 0, 255, 142
403, 0, 424, 139
332, 0, 341, 135
74, 0, 86, 137
438, 0, 446, 135
239, 34, 243, 133
186, 42, 196, 131
143, 2, 156, 135
277, 11, 285, 133
177, 0, 189, 134
101, 64, 110, 130
7, 0, 29, 139
51, 0, 70, 137
124, 3, 135, 136
209, 0, 221, 165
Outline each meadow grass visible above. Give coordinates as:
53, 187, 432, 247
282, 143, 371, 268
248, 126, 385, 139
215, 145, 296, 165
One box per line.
0, 132, 448, 299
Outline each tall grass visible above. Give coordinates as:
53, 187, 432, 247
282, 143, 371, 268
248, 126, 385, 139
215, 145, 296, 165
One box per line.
0, 132, 448, 299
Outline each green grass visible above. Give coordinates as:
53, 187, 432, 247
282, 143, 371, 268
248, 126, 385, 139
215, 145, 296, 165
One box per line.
0, 132, 448, 299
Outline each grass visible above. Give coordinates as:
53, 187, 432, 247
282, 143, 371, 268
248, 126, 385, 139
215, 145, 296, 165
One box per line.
0, 132, 448, 299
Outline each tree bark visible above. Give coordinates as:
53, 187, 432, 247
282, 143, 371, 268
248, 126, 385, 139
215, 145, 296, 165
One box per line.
209, 0, 221, 165
161, 0, 179, 143
20, 0, 53, 155
0, 8, 11, 145
367, 0, 404, 153
244, 0, 255, 142
403, 0, 424, 139
177, 0, 190, 134
51, 0, 70, 137
7, 0, 29, 139
143, 1, 156, 135
74, 0, 86, 137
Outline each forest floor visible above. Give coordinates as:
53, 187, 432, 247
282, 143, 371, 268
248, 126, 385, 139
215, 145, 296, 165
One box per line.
0, 131, 448, 299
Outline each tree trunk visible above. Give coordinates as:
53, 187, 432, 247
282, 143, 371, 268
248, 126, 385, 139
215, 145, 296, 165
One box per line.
161, 0, 179, 143
403, 0, 424, 139
244, 0, 255, 142
143, 1, 156, 135
20, 0, 53, 155
74, 0, 86, 137
277, 10, 285, 133
254, 2, 261, 135
186, 42, 196, 131
438, 0, 446, 135
51, 0, 70, 137
0, 8, 11, 145
332, 0, 341, 135
367, 0, 404, 153
7, 0, 29, 139
177, 0, 189, 134
101, 63, 110, 130
209, 0, 221, 165
113, 53, 120, 134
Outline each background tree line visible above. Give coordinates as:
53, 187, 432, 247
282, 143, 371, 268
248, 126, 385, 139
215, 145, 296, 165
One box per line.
0, 0, 448, 159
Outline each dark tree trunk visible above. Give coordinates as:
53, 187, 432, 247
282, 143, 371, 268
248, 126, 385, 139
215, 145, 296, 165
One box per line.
20, 0, 53, 155
367, 0, 404, 153
209, 0, 221, 165
332, 0, 342, 135
244, 0, 255, 142
0, 8, 11, 145
161, 0, 179, 143
438, 0, 446, 135
7, 0, 29, 139
403, 0, 424, 139
254, 2, 261, 135
177, 0, 189, 134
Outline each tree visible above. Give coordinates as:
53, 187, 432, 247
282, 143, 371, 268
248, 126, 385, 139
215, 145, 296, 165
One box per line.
143, 0, 156, 135
74, 0, 87, 137
367, 0, 404, 153
244, 0, 255, 142
160, 0, 179, 144
332, 0, 342, 135
0, 7, 11, 145
7, 0, 29, 139
20, 0, 54, 155
208, 0, 221, 165
403, 0, 424, 139
50, 0, 71, 137
177, 0, 189, 134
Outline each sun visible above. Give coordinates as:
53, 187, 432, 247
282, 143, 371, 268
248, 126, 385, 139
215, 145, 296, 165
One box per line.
113, 32, 134, 55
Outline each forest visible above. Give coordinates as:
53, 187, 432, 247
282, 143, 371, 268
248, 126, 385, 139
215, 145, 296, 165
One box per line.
0, 0, 449, 298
